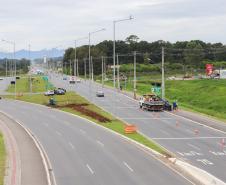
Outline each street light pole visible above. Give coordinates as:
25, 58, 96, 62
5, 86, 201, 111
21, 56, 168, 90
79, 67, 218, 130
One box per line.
113, 15, 133, 89
88, 28, 105, 81
2, 39, 16, 98
74, 37, 87, 77
134, 51, 137, 99
161, 47, 165, 99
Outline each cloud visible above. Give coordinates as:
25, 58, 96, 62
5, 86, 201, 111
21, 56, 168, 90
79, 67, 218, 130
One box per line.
0, 0, 225, 50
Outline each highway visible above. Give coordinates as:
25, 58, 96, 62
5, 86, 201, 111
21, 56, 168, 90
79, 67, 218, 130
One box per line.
50, 73, 226, 183
0, 99, 192, 185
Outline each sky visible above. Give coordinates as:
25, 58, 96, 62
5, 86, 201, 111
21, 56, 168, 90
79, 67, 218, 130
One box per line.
0, 0, 226, 51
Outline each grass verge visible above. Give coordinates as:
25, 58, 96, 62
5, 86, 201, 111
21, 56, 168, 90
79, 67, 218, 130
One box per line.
3, 92, 168, 156
0, 133, 6, 185
7, 76, 54, 93
100, 78, 226, 122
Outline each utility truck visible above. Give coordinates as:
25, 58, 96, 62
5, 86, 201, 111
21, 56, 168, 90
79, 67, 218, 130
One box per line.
139, 94, 165, 111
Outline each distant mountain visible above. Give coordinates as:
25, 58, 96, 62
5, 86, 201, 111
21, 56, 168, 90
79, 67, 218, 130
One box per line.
0, 48, 64, 60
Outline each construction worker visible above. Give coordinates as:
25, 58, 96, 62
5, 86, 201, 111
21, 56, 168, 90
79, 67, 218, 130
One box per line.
173, 100, 178, 111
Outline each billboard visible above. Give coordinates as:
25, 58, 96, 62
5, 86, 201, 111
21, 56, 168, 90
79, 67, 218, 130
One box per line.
206, 64, 213, 76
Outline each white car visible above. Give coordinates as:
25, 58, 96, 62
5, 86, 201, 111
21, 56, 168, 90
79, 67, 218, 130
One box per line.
44, 90, 55, 96
96, 90, 104, 97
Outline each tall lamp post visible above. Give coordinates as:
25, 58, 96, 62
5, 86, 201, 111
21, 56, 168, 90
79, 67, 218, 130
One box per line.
74, 37, 87, 77
113, 15, 133, 89
88, 28, 105, 81
2, 39, 16, 98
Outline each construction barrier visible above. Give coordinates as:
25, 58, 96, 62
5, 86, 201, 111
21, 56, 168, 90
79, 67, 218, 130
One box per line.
124, 125, 137, 134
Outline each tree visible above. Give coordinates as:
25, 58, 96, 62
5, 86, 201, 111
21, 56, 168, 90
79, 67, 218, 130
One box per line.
125, 35, 139, 45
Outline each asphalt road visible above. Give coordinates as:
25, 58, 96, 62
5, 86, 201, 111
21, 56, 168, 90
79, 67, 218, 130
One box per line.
50, 73, 226, 183
0, 77, 13, 94
0, 99, 192, 185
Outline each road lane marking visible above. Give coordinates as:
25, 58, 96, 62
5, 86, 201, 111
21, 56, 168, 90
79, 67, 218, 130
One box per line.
96, 140, 104, 147
123, 162, 134, 172
68, 142, 75, 149
187, 143, 201, 151
177, 151, 203, 157
80, 129, 86, 134
119, 117, 172, 120
56, 131, 62, 136
152, 136, 226, 140
86, 164, 94, 174
196, 159, 214, 166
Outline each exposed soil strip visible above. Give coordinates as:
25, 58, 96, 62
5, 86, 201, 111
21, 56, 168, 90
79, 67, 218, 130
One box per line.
56, 103, 111, 123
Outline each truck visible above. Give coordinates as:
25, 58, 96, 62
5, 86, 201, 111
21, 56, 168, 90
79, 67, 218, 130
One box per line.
139, 94, 165, 111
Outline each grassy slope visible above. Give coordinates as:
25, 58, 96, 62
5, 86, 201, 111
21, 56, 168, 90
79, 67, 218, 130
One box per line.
103, 77, 226, 121
0, 134, 5, 185
3, 92, 167, 155
7, 76, 54, 93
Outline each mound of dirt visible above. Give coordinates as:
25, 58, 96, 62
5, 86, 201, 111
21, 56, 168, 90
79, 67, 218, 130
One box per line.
59, 103, 111, 123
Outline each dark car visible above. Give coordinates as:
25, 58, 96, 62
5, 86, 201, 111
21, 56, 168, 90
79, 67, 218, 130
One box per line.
57, 88, 66, 93
54, 89, 65, 95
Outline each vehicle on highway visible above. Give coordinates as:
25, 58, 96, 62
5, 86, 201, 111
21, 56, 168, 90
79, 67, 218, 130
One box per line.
0, 78, 3, 80
75, 79, 81, 83
96, 90, 104, 97
54, 89, 65, 95
44, 90, 55, 96
69, 76, 76, 84
63, 76, 67, 80
139, 94, 164, 111
57, 88, 66, 93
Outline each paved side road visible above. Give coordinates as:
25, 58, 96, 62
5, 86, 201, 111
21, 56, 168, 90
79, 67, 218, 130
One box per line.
0, 113, 48, 185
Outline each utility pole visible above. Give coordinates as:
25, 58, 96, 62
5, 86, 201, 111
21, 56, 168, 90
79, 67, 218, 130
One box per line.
161, 47, 165, 99
84, 58, 87, 80
29, 44, 32, 93
133, 51, 137, 99
102, 56, 104, 87
77, 59, 79, 77
74, 41, 77, 76
91, 56, 94, 81
117, 54, 120, 90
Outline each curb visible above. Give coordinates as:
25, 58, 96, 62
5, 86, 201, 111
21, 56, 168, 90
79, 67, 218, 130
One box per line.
0, 111, 57, 185
174, 159, 226, 185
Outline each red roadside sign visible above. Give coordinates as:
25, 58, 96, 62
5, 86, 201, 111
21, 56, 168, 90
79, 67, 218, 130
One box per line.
206, 64, 213, 76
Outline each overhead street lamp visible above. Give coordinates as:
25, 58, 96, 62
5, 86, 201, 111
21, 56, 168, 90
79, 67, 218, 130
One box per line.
88, 28, 105, 81
113, 15, 133, 89
74, 37, 88, 77
2, 39, 16, 98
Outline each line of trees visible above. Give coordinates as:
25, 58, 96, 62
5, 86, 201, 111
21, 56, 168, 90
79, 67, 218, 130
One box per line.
0, 58, 30, 76
63, 35, 226, 75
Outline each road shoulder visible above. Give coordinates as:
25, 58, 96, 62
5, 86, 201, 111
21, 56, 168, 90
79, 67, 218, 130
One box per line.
0, 113, 48, 185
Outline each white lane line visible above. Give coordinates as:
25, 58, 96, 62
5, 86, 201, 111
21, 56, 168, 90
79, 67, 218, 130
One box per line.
96, 140, 104, 147
123, 162, 134, 172
86, 164, 94, 174
56, 131, 62, 136
68, 142, 75, 149
187, 143, 201, 151
152, 136, 226, 140
119, 117, 172, 120
80, 129, 86, 134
